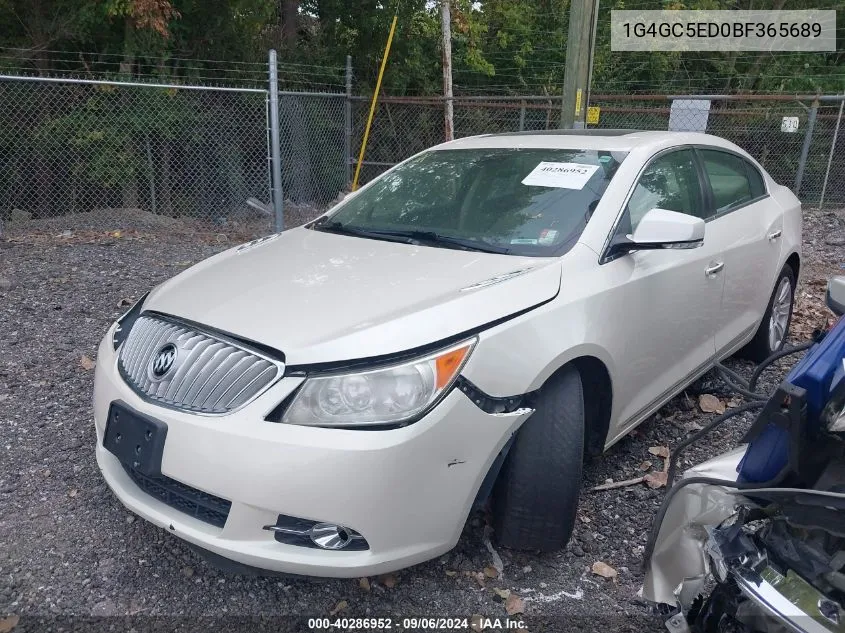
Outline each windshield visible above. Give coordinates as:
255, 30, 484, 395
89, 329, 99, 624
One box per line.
317, 147, 627, 256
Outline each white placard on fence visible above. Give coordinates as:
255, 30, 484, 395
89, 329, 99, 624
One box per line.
668, 99, 711, 132
781, 116, 800, 133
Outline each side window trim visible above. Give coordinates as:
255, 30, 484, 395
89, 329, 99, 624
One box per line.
691, 147, 716, 218
599, 145, 703, 264
693, 145, 770, 219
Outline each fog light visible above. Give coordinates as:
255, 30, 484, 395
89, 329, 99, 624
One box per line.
263, 514, 370, 551
310, 523, 357, 550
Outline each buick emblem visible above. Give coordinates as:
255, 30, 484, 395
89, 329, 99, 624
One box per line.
150, 343, 177, 379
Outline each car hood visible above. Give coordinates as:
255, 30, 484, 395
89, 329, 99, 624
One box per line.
144, 227, 562, 365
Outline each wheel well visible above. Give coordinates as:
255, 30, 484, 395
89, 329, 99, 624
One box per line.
785, 252, 800, 281
565, 357, 612, 458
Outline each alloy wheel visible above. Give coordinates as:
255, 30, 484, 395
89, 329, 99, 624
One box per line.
768, 276, 793, 352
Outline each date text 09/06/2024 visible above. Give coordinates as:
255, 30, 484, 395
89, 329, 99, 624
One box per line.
307, 617, 527, 630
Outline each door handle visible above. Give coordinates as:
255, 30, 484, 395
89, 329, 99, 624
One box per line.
705, 262, 725, 277
768, 230, 783, 241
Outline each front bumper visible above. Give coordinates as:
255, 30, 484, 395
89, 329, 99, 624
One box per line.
93, 327, 532, 577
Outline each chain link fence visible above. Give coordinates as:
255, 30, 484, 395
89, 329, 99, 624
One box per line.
352, 94, 845, 208
0, 76, 271, 235
1, 63, 842, 238
278, 92, 347, 224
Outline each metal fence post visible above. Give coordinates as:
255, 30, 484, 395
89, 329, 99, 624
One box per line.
794, 98, 819, 197
819, 94, 844, 210
344, 55, 353, 188
144, 135, 157, 215
268, 49, 284, 232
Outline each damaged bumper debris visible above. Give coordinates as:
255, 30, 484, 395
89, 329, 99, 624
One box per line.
641, 447, 747, 611
644, 277, 845, 632
642, 449, 845, 633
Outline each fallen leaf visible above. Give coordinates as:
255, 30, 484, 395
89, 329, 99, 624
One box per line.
644, 471, 668, 489
699, 393, 726, 414
0, 615, 19, 633
505, 593, 525, 615
648, 446, 670, 459
80, 355, 96, 371
329, 600, 347, 616
638, 460, 652, 471
483, 565, 499, 579
445, 570, 457, 577
358, 577, 370, 592
68, 489, 78, 498
474, 571, 487, 588
380, 574, 397, 589
111, 230, 123, 238
470, 614, 485, 631
492, 587, 511, 600
591, 561, 618, 580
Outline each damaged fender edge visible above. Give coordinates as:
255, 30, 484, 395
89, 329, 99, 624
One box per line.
641, 446, 748, 608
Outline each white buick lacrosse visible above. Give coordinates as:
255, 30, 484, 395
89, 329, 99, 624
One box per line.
94, 130, 801, 577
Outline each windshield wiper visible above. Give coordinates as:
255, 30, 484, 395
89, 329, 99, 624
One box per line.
312, 221, 509, 254
311, 220, 416, 245
364, 229, 510, 254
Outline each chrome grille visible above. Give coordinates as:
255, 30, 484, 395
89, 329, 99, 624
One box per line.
118, 315, 283, 414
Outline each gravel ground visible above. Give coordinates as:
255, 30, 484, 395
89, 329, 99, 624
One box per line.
1, 207, 844, 633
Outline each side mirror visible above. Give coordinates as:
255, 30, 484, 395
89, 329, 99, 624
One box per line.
827, 276, 845, 317
609, 208, 705, 257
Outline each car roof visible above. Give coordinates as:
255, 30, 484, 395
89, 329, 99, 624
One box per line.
433, 130, 735, 153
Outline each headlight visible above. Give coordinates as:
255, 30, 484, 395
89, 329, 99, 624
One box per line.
282, 339, 476, 427
112, 292, 149, 350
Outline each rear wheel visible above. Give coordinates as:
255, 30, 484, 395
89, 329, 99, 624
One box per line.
740, 264, 795, 363
493, 366, 584, 551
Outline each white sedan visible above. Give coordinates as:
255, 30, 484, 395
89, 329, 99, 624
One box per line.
93, 130, 801, 577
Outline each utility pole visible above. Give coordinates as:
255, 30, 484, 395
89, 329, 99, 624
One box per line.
441, 0, 454, 141
561, 0, 599, 129
268, 49, 284, 231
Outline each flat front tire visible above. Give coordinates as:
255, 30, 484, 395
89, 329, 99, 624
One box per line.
493, 366, 584, 551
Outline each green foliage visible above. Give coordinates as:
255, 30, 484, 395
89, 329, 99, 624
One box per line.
0, 0, 841, 95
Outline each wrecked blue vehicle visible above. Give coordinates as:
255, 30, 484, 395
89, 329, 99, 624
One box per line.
643, 277, 845, 633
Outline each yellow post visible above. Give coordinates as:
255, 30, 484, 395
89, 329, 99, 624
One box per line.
352, 13, 398, 191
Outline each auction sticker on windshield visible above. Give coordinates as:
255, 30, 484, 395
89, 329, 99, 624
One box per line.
522, 162, 600, 189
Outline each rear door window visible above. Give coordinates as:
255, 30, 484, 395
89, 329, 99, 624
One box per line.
699, 149, 765, 214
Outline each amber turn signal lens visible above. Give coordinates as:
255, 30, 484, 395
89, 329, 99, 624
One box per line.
435, 345, 471, 390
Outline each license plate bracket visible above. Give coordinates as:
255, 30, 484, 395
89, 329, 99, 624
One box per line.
103, 401, 167, 477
